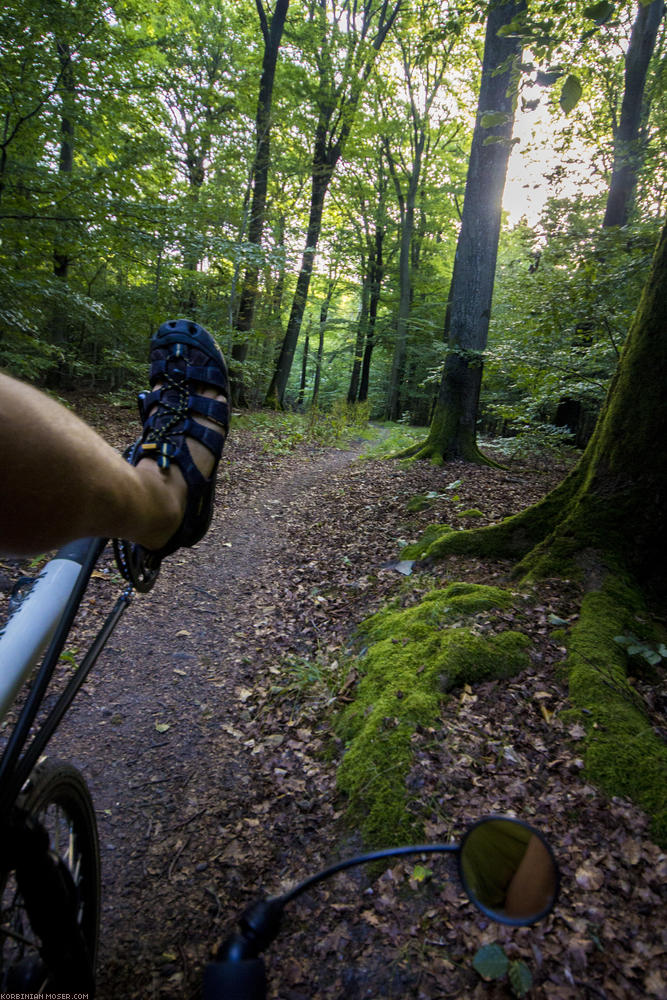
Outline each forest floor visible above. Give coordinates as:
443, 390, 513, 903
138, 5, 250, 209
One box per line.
0, 401, 665, 1000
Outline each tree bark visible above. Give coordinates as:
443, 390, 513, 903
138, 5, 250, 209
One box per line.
603, 0, 664, 229
385, 132, 424, 420
347, 268, 370, 404
230, 0, 289, 405
414, 0, 526, 462
358, 222, 385, 403
53, 41, 74, 282
298, 317, 311, 407
48, 39, 76, 384
419, 217, 667, 597
264, 0, 403, 408
265, 162, 332, 407
311, 292, 330, 409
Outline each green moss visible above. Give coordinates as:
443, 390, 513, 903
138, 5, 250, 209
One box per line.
360, 582, 515, 644
337, 584, 530, 846
406, 494, 435, 513
458, 508, 485, 518
567, 577, 667, 846
401, 524, 453, 559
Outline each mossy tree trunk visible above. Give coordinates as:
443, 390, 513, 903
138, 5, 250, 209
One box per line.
410, 0, 526, 463
421, 217, 667, 599
407, 224, 667, 841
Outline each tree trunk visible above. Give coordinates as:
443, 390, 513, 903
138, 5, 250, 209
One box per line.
418, 217, 667, 598
48, 39, 76, 385
53, 41, 74, 282
358, 222, 385, 403
603, 0, 664, 229
311, 300, 328, 409
264, 165, 331, 407
264, 0, 403, 408
414, 0, 526, 463
230, 0, 289, 405
298, 318, 311, 407
385, 133, 423, 421
347, 266, 370, 404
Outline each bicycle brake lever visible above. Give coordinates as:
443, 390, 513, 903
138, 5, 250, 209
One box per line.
203, 897, 283, 1000
216, 896, 285, 961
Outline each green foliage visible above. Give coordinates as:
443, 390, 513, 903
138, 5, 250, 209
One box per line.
0, 0, 664, 427
483, 208, 660, 448
559, 74, 583, 113
361, 423, 428, 459
614, 634, 667, 668
473, 943, 509, 979
473, 944, 533, 997
233, 402, 371, 456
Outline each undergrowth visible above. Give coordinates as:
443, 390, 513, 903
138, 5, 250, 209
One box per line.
232, 401, 373, 454
360, 422, 429, 459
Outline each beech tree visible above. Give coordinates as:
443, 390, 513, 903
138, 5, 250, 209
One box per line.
264, 0, 403, 408
382, 5, 453, 421
230, 0, 290, 406
408, 0, 526, 462
603, 0, 665, 229
408, 0, 525, 461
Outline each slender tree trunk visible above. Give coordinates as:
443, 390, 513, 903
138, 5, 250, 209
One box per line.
348, 265, 370, 403
311, 297, 329, 409
298, 318, 311, 407
48, 39, 76, 384
385, 136, 423, 420
415, 0, 526, 463
265, 164, 332, 406
53, 41, 74, 282
603, 0, 664, 229
231, 0, 289, 405
264, 0, 403, 408
359, 223, 385, 403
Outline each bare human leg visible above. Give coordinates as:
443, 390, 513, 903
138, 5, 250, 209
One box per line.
0, 372, 226, 556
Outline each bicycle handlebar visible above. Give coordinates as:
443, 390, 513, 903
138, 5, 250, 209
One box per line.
202, 817, 560, 999
203, 957, 267, 1000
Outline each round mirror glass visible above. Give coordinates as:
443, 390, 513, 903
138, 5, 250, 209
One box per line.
458, 817, 559, 925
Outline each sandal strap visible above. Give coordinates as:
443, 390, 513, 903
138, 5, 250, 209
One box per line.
139, 389, 228, 428
148, 359, 229, 393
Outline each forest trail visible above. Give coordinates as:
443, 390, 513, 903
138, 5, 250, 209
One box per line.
49, 428, 414, 998
4, 416, 663, 999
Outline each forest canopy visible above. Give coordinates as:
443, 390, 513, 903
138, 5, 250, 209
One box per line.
0, 0, 665, 449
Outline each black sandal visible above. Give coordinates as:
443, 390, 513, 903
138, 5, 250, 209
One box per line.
114, 319, 229, 590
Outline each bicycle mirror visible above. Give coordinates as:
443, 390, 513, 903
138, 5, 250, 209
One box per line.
458, 816, 559, 926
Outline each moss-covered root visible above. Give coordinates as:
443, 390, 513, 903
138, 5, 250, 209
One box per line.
336, 583, 531, 846
567, 578, 667, 846
406, 458, 588, 568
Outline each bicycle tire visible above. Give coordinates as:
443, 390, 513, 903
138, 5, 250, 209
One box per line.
0, 758, 101, 992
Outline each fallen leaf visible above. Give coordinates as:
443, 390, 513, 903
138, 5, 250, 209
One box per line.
575, 861, 604, 890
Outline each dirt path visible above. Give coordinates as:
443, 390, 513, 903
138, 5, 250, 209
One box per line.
50, 434, 387, 998
3, 419, 664, 999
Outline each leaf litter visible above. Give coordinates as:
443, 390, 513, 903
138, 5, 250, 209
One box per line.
0, 405, 664, 999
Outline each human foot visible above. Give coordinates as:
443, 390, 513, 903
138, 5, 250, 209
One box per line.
123, 320, 229, 558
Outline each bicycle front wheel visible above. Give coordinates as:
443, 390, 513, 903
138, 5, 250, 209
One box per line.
0, 758, 101, 992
